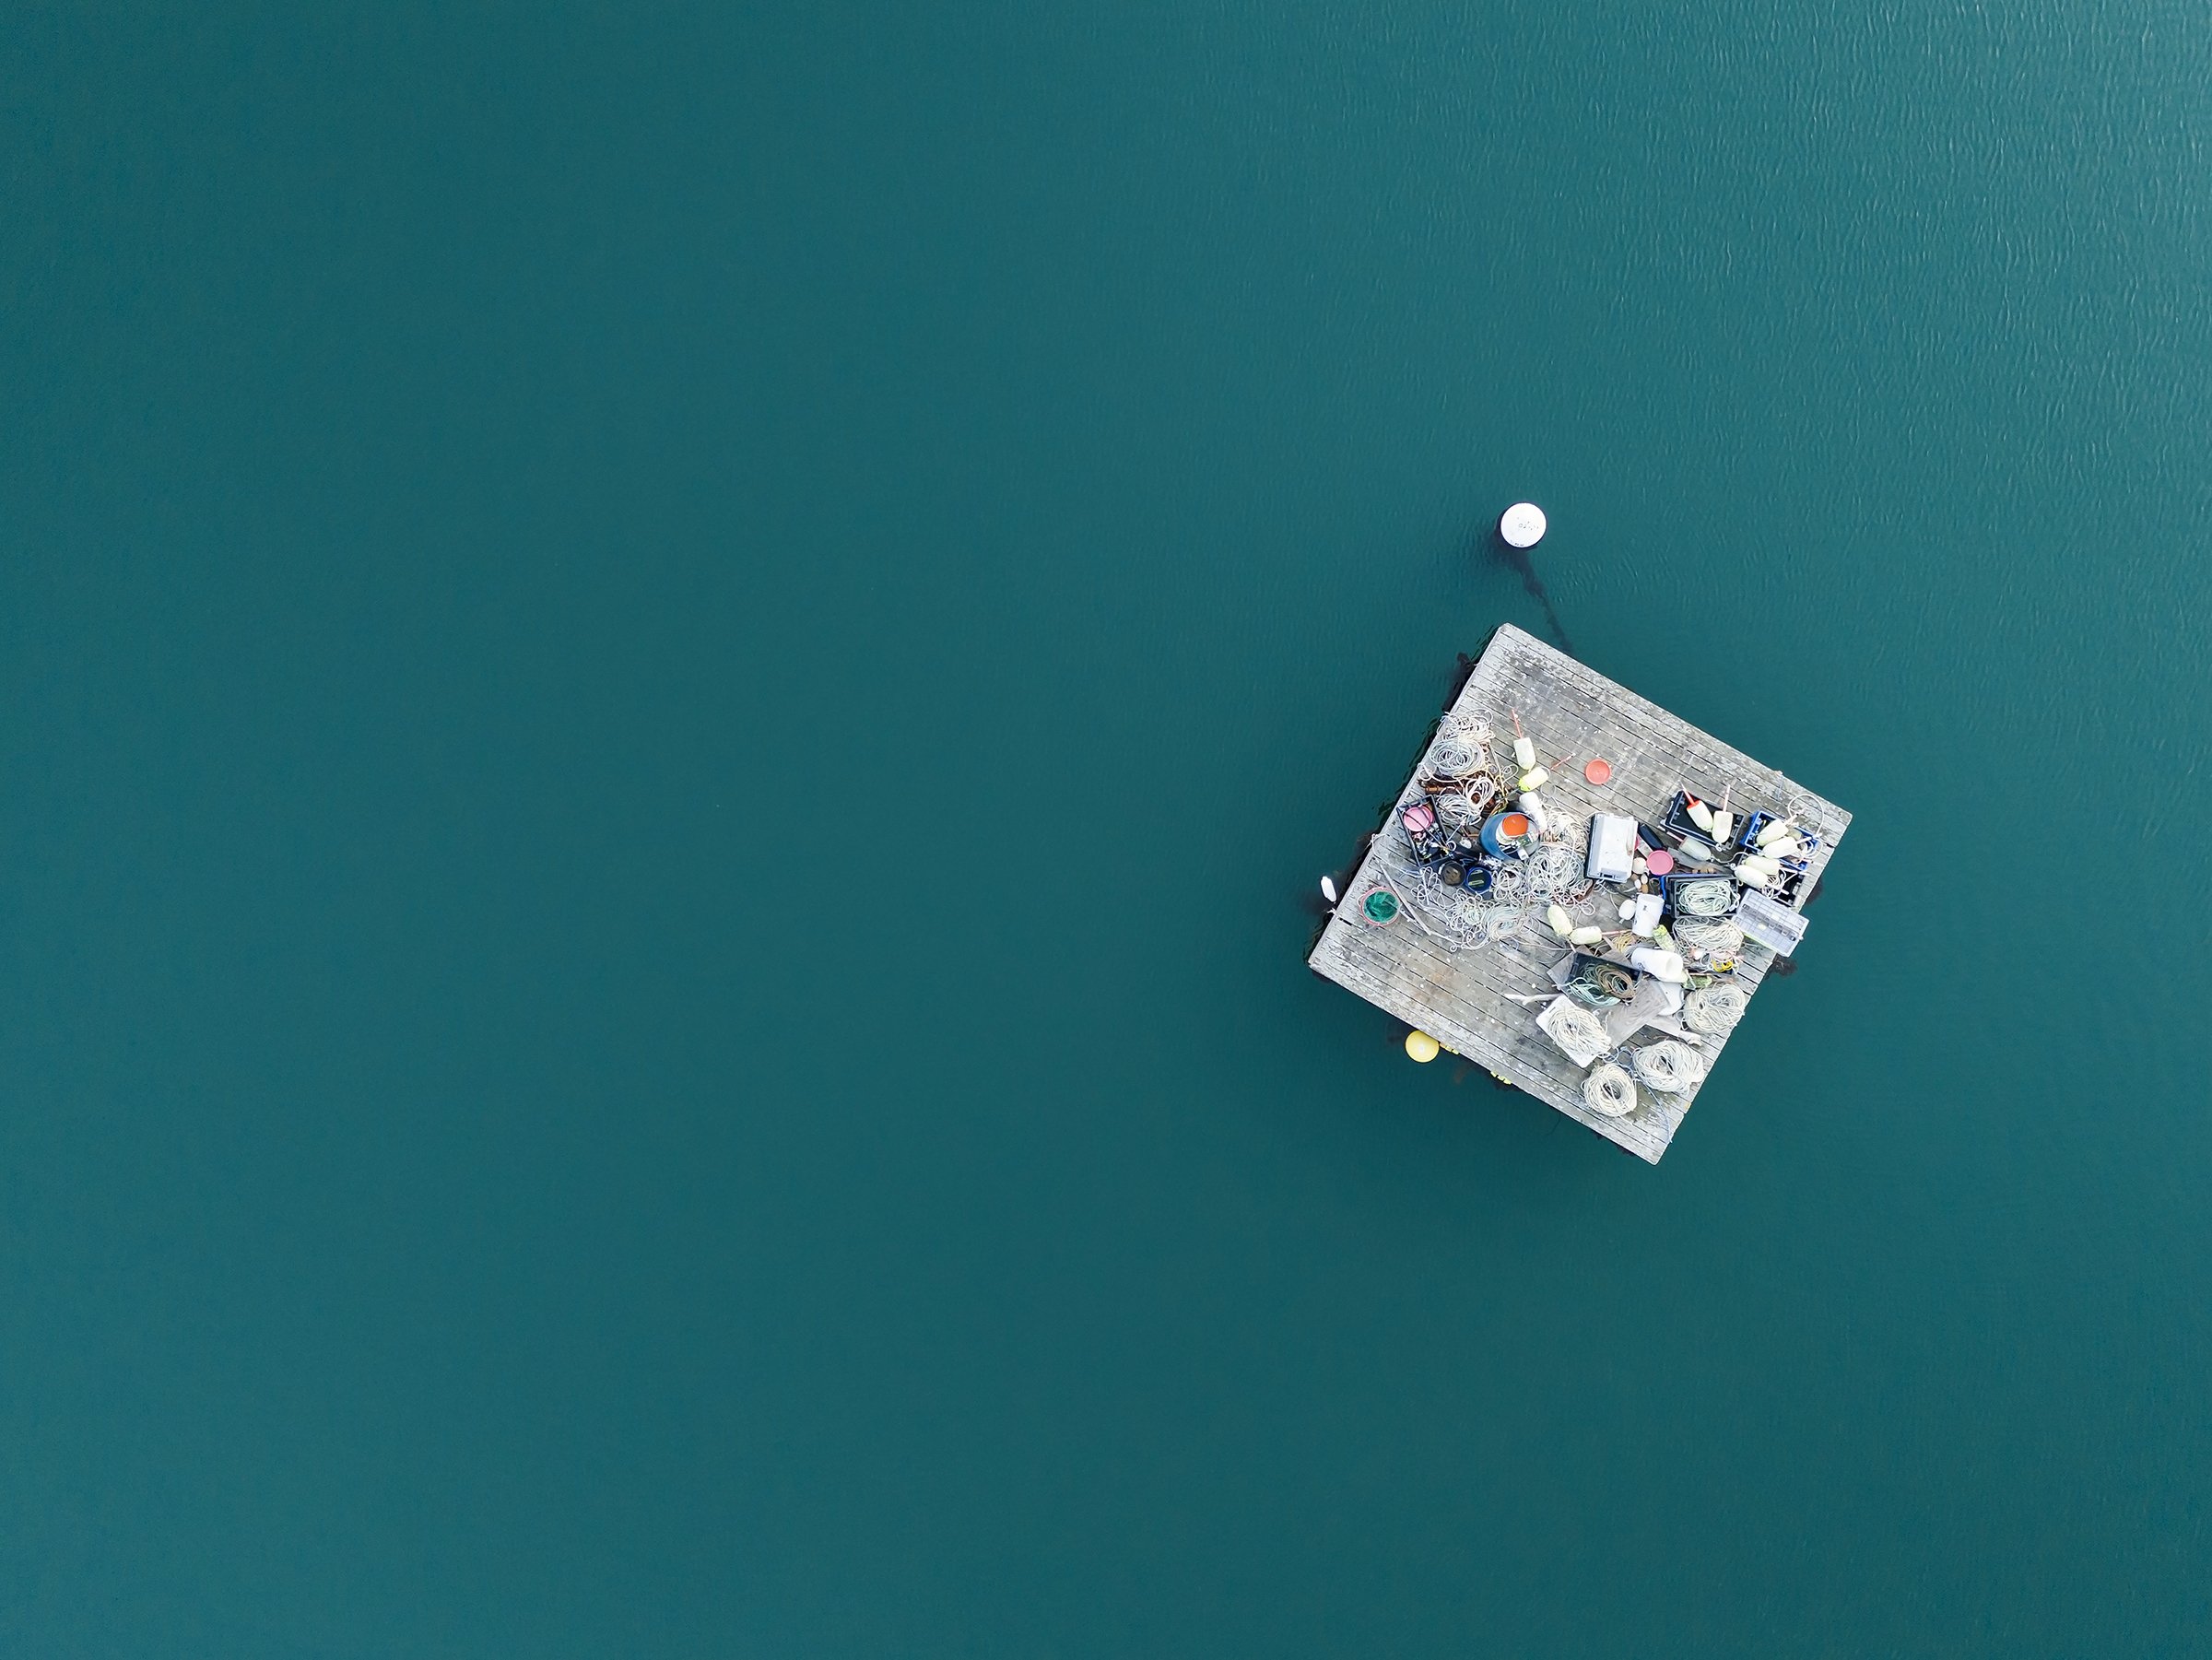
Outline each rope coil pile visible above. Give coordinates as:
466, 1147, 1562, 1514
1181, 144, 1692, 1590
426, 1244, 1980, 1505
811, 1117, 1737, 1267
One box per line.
1672, 880, 1735, 918
1426, 736, 1487, 780
1583, 1064, 1638, 1117
1583, 962, 1635, 1001
1631, 1040, 1706, 1092
1670, 917, 1744, 958
1683, 983, 1748, 1036
1428, 774, 1500, 824
1544, 1001, 1611, 1056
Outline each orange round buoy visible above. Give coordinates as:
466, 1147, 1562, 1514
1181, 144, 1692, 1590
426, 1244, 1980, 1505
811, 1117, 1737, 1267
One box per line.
1501, 812, 1530, 838
1583, 758, 1613, 785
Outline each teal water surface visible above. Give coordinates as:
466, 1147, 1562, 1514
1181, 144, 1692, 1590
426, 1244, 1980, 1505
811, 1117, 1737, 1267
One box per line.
6, 4, 2211, 1654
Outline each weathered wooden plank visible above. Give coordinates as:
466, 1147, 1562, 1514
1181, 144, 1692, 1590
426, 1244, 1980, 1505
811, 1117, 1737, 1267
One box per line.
1310, 624, 1851, 1163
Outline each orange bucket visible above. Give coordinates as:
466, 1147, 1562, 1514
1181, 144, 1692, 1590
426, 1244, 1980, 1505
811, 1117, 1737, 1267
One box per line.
1583, 759, 1613, 785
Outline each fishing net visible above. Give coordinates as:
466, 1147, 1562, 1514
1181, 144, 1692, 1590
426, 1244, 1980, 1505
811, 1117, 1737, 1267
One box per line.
1583, 1064, 1638, 1118
1631, 1040, 1706, 1092
1683, 983, 1748, 1036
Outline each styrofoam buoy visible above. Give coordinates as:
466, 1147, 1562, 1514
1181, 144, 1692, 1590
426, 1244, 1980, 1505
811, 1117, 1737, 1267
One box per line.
1500, 502, 1547, 548
1405, 1030, 1441, 1063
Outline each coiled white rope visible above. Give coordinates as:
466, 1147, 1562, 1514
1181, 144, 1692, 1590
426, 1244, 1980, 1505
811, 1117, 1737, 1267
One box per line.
1544, 1001, 1610, 1057
1631, 1040, 1706, 1092
1672, 879, 1735, 918
1583, 1064, 1638, 1117
1683, 983, 1748, 1036
1670, 917, 1744, 958
1427, 736, 1486, 780
1427, 772, 1500, 824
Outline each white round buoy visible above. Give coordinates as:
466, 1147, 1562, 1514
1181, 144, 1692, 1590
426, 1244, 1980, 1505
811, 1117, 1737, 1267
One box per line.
1500, 501, 1547, 548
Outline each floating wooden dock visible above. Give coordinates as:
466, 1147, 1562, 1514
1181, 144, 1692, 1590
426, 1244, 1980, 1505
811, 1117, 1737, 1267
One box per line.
1310, 624, 1851, 1163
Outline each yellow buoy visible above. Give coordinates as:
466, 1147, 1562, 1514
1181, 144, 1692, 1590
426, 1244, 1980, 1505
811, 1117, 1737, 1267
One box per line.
1405, 1030, 1441, 1063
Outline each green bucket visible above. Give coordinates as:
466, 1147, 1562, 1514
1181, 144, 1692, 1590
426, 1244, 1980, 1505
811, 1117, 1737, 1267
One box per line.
1362, 890, 1399, 924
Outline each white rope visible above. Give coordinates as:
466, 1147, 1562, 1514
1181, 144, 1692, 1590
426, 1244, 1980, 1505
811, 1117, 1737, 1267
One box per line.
1583, 1064, 1638, 1117
1683, 983, 1748, 1036
1631, 1040, 1706, 1092
1485, 859, 1528, 905
1524, 842, 1580, 901
1670, 917, 1744, 958
1364, 808, 1499, 954
1427, 772, 1500, 824
1427, 736, 1486, 780
1671, 879, 1735, 918
1545, 1001, 1610, 1056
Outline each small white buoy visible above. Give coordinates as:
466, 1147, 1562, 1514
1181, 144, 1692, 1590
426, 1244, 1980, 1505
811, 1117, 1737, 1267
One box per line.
1500, 501, 1547, 548
1320, 875, 1338, 905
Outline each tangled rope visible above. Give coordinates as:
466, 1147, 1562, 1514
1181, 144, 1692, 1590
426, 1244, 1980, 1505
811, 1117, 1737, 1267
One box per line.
1426, 772, 1501, 824
1485, 860, 1528, 905
1583, 1064, 1638, 1118
1683, 983, 1748, 1036
1390, 865, 1493, 952
1672, 879, 1736, 919
1542, 1000, 1611, 1058
1577, 961, 1635, 1001
1524, 843, 1582, 901
1427, 735, 1486, 780
1631, 1040, 1706, 1092
1670, 917, 1744, 958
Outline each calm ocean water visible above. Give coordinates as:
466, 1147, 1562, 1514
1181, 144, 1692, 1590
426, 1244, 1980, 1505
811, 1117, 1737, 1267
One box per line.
5, 4, 2209, 1654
